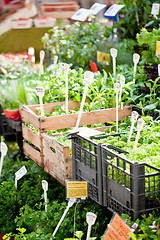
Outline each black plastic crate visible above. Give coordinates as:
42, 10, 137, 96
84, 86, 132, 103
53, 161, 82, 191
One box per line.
101, 143, 160, 220
72, 134, 103, 205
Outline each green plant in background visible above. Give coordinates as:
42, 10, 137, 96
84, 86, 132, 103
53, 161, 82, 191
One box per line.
137, 27, 160, 64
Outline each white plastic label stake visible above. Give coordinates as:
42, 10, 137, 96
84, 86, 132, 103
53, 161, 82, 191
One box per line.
42, 180, 48, 212
86, 212, 97, 240
110, 48, 117, 77
133, 53, 140, 83
158, 64, 160, 77
134, 118, 145, 149
15, 166, 27, 188
35, 87, 45, 116
55, 63, 64, 78
28, 47, 35, 56
64, 63, 70, 113
54, 55, 58, 66
114, 83, 120, 133
151, 3, 159, 17
52, 198, 77, 237
0, 142, 8, 177
39, 50, 45, 75
127, 111, 139, 144
104, 4, 125, 17
75, 71, 94, 128
119, 75, 125, 103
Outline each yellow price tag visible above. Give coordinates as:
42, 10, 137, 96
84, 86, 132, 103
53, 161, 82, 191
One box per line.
67, 181, 88, 199
97, 51, 110, 64
156, 41, 160, 56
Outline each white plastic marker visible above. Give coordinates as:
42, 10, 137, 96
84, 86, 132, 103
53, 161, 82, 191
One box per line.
127, 111, 139, 144
110, 48, 117, 77
134, 118, 145, 150
114, 83, 120, 133
64, 63, 70, 113
15, 166, 27, 188
119, 75, 125, 103
42, 180, 48, 212
86, 212, 97, 240
39, 50, 45, 75
158, 64, 160, 77
151, 3, 159, 19
54, 55, 58, 66
0, 142, 8, 177
75, 71, 94, 128
35, 87, 45, 116
55, 63, 64, 78
133, 53, 140, 83
52, 198, 77, 238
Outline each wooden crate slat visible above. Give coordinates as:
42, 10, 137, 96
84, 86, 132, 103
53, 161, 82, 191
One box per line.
23, 141, 42, 167
22, 124, 41, 149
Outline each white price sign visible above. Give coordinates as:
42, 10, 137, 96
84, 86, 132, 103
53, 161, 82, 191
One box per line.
71, 8, 93, 21
90, 3, 106, 15
104, 4, 125, 17
15, 166, 27, 181
151, 3, 159, 16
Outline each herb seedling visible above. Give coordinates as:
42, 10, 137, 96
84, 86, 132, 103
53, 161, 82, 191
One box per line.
42, 180, 48, 212
134, 118, 145, 149
127, 111, 139, 144
133, 53, 140, 83
114, 82, 120, 133
86, 212, 97, 240
35, 87, 45, 116
110, 48, 117, 77
75, 71, 94, 128
0, 142, 8, 177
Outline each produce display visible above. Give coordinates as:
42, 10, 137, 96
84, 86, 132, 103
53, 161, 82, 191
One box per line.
0, 0, 160, 239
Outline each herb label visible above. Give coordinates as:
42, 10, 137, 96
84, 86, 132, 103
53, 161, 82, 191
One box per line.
0, 142, 8, 177
127, 111, 139, 144
97, 51, 110, 65
158, 64, 160, 76
39, 50, 45, 75
119, 75, 125, 102
76, 71, 94, 128
103, 213, 131, 240
151, 3, 159, 16
55, 63, 64, 78
134, 118, 145, 149
66, 181, 88, 199
15, 166, 27, 181
71, 8, 93, 21
42, 180, 48, 192
104, 4, 125, 17
110, 48, 117, 77
133, 53, 140, 83
40, 50, 45, 60
64, 63, 69, 113
54, 55, 58, 65
90, 3, 106, 15
86, 212, 97, 240
35, 87, 44, 98
114, 83, 119, 133
28, 47, 35, 55
156, 41, 160, 56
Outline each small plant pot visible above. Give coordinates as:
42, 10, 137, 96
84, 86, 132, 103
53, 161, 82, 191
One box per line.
3, 109, 21, 121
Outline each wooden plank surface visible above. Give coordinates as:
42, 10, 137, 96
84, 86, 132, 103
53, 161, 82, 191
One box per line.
23, 141, 42, 167
22, 124, 41, 149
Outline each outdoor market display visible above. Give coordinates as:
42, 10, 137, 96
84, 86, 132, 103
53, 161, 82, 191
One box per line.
0, 1, 160, 239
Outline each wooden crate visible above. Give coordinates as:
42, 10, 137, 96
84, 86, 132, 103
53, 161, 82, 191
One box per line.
40, 2, 80, 18
21, 101, 132, 184
42, 133, 72, 185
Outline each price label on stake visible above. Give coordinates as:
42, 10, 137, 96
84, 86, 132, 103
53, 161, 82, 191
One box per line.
86, 212, 97, 240
39, 50, 45, 75
76, 71, 94, 128
52, 198, 77, 237
0, 142, 8, 177
156, 41, 160, 57
114, 83, 120, 133
127, 111, 139, 144
55, 63, 64, 78
119, 75, 125, 103
133, 53, 140, 83
15, 166, 27, 188
35, 87, 45, 116
110, 48, 117, 77
134, 118, 145, 150
42, 180, 48, 212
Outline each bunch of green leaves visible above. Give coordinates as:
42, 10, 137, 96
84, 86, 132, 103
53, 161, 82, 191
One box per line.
137, 27, 160, 64
122, 211, 160, 240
